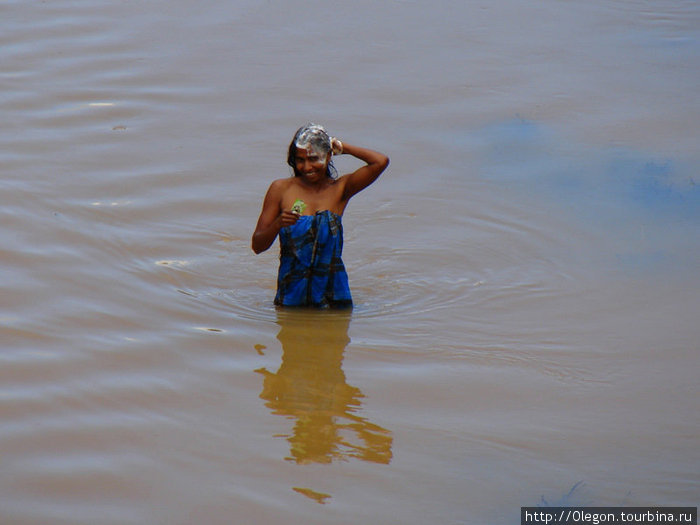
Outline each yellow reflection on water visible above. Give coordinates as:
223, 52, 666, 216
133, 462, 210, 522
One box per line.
255, 309, 392, 465
292, 487, 332, 504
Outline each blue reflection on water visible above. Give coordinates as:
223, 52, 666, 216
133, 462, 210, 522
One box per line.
475, 118, 697, 211
472, 118, 699, 271
478, 118, 697, 214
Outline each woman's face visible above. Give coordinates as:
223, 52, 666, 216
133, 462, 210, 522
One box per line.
294, 146, 329, 182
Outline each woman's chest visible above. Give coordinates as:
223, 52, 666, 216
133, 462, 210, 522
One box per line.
283, 181, 346, 215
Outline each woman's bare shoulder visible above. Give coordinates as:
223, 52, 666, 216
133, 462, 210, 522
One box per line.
266, 177, 295, 194
269, 177, 294, 188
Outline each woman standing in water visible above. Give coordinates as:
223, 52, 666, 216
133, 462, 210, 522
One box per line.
252, 123, 389, 307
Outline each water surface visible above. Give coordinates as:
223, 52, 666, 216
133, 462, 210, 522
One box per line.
1, 1, 698, 523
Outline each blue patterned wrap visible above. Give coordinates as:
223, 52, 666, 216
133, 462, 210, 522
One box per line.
274, 210, 352, 308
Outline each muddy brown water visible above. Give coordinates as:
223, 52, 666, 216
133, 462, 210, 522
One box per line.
1, 1, 698, 523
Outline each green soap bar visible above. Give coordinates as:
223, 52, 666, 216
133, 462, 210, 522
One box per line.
292, 199, 306, 214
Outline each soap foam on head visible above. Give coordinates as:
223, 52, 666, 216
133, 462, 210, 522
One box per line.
294, 123, 331, 159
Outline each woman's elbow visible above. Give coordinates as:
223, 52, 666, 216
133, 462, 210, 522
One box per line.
251, 236, 266, 255
252, 244, 268, 255
378, 154, 390, 173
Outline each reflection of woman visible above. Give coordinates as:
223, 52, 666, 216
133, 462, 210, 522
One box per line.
255, 310, 392, 465
252, 123, 389, 307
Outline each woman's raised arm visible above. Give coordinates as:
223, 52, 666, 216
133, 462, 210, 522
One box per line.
337, 142, 389, 201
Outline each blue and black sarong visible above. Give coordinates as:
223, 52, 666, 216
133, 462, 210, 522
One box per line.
274, 210, 352, 308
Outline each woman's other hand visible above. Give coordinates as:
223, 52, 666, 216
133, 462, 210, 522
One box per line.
279, 209, 301, 228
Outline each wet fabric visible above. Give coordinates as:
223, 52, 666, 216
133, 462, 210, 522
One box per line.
274, 210, 352, 308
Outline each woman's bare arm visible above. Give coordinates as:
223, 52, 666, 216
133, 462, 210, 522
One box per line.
338, 143, 390, 201
251, 180, 299, 254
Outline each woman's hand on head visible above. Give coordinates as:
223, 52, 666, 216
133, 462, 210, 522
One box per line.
330, 137, 343, 156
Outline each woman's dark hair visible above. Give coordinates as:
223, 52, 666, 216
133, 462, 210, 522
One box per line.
287, 123, 338, 179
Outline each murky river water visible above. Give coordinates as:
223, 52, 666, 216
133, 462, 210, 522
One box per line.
1, 1, 698, 523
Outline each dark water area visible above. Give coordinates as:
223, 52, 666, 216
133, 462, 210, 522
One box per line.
1, 0, 698, 523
